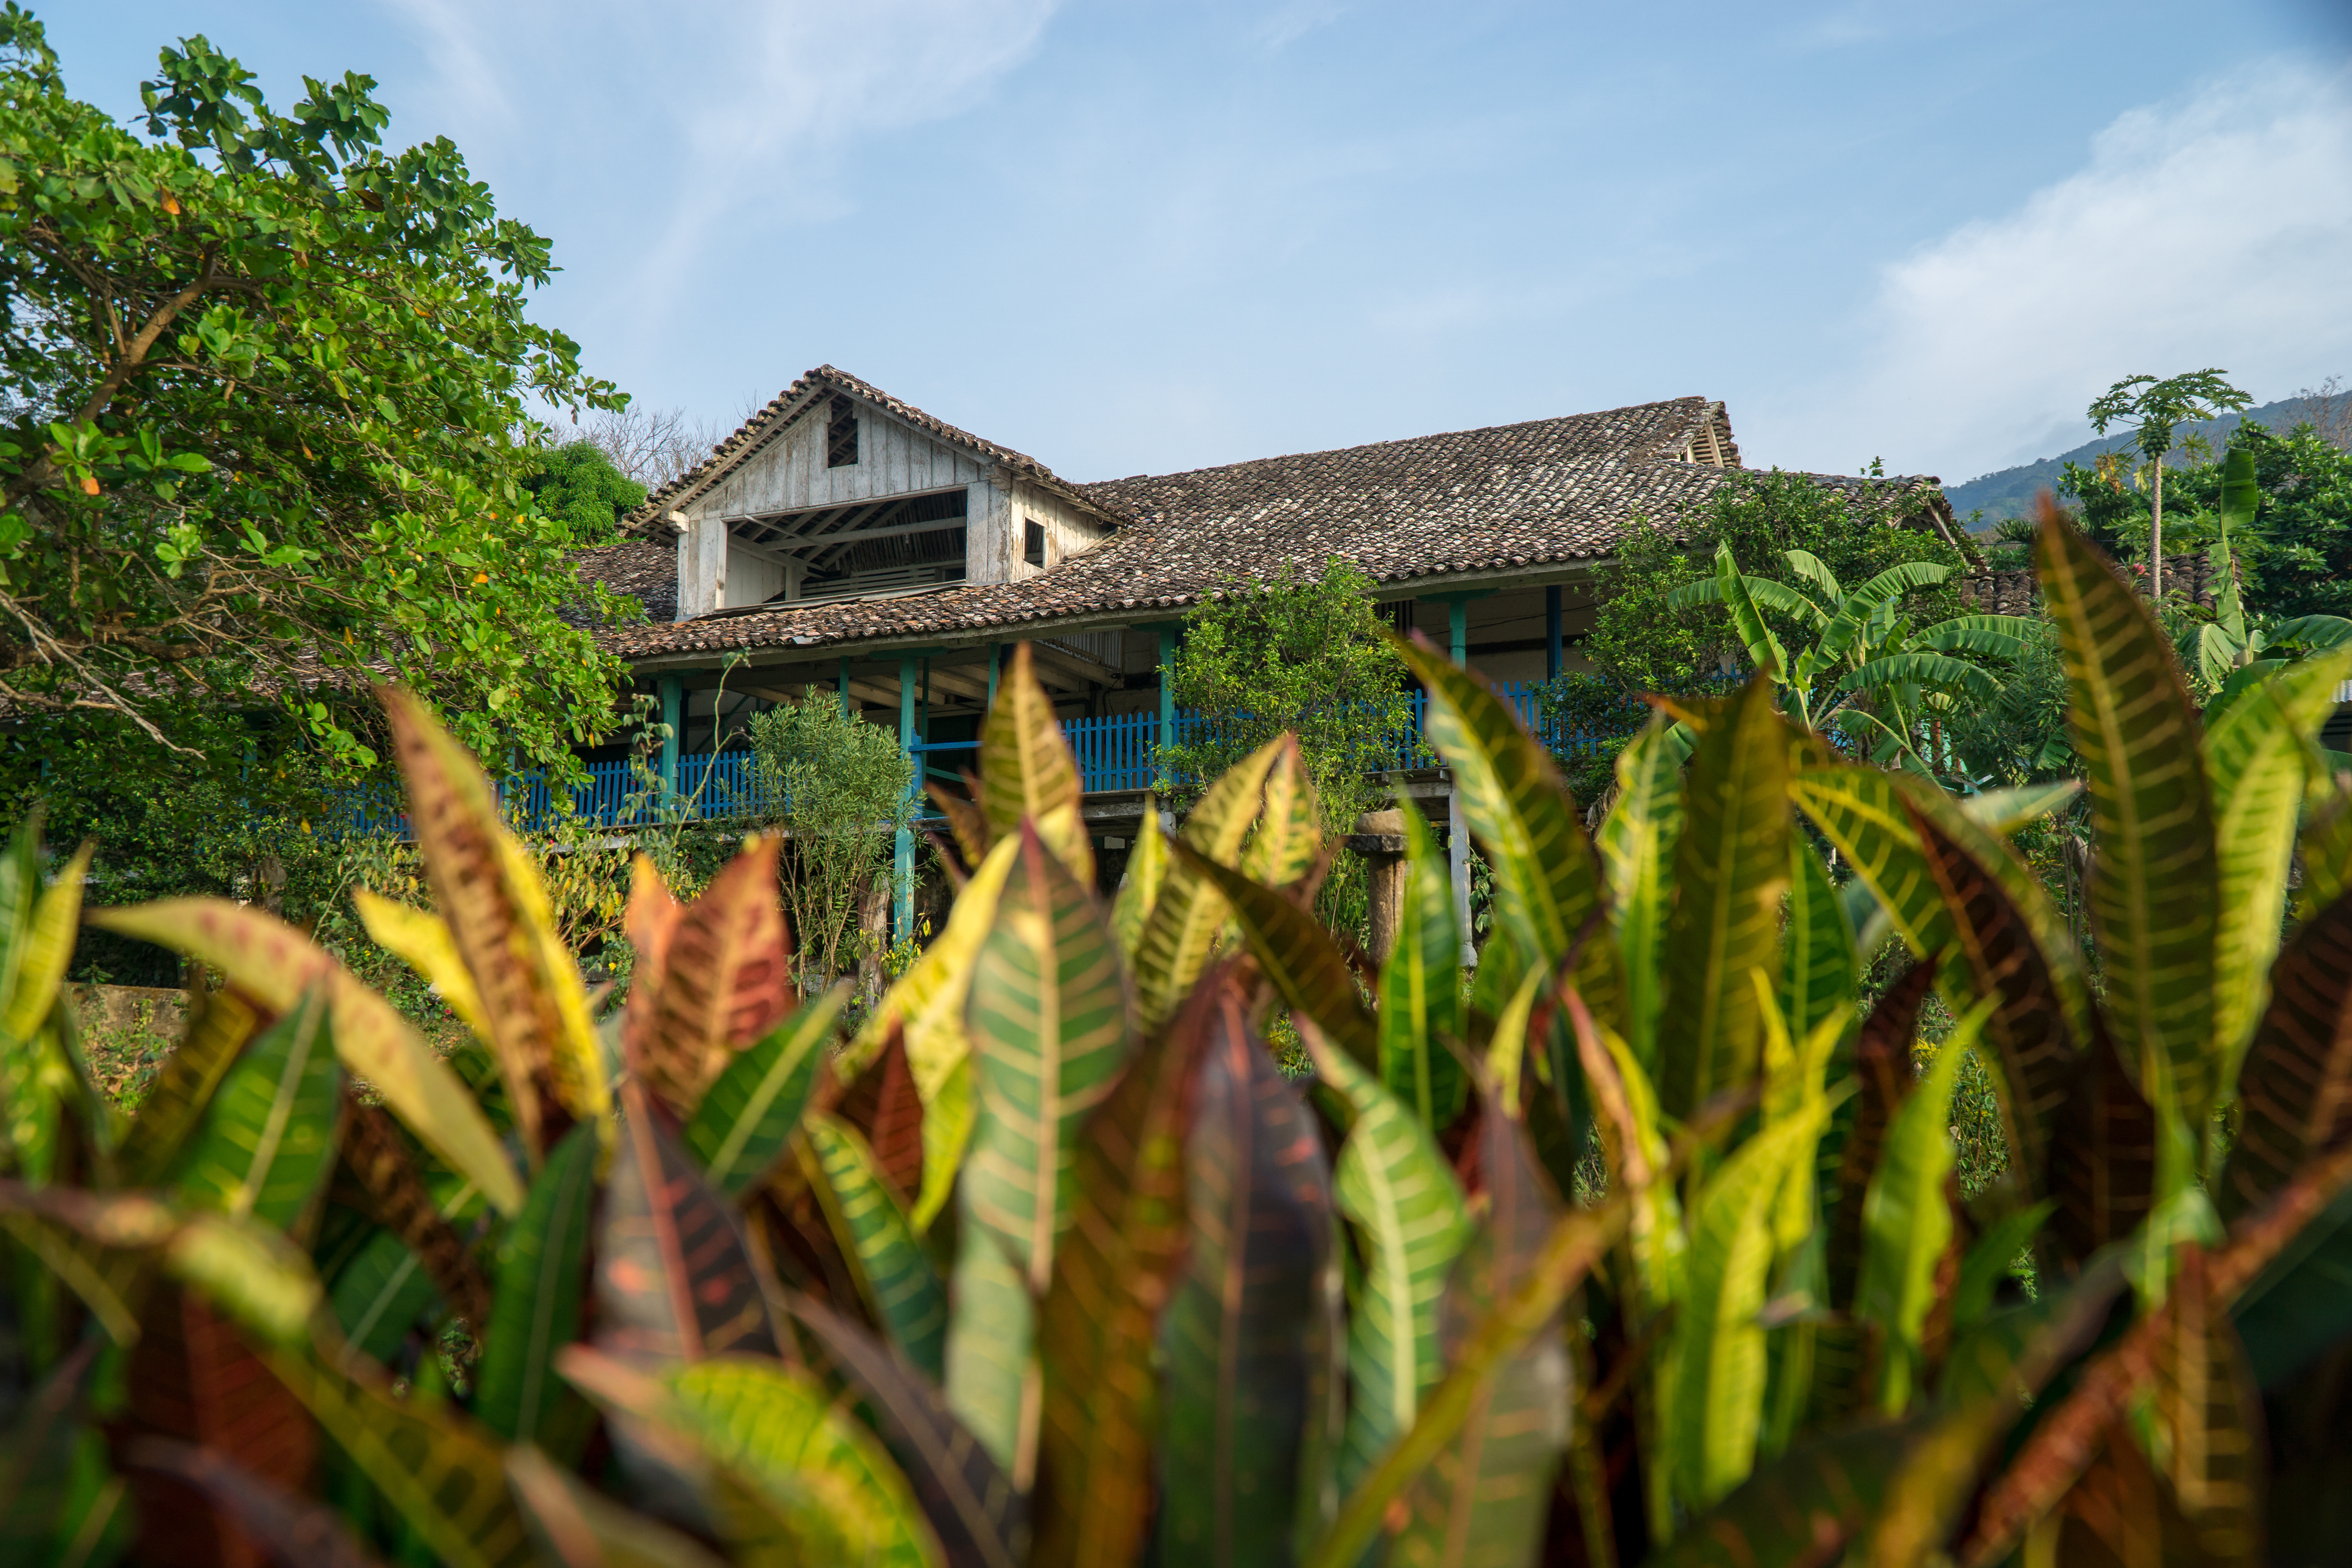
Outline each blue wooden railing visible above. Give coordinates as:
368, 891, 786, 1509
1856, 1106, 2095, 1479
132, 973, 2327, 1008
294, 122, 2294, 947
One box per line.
336, 680, 1629, 838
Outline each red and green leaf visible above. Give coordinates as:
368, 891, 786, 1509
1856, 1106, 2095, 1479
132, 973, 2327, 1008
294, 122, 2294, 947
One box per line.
1033, 963, 1214, 1568
626, 836, 797, 1121
1155, 977, 1340, 1568
594, 1081, 779, 1365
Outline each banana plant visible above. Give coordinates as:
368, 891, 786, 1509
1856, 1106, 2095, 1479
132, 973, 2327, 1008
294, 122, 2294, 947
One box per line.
11, 519, 2352, 1568
2178, 447, 2352, 699
1666, 539, 2036, 774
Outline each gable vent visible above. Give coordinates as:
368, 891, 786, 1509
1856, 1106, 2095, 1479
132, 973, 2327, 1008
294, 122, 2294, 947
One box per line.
826, 394, 860, 468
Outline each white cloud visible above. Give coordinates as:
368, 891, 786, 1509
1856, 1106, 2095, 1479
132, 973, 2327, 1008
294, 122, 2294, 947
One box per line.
1767, 58, 2352, 481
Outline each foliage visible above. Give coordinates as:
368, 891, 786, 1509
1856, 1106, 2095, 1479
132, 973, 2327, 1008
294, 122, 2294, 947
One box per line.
1583, 468, 1972, 695
1663, 540, 2034, 779
523, 439, 644, 547
8, 503, 2352, 1567
1163, 554, 1416, 938
2084, 369, 2251, 601
0, 9, 630, 769
2067, 417, 2352, 622
748, 691, 915, 985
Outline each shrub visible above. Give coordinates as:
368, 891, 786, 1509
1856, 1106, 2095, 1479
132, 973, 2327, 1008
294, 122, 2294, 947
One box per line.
4, 518, 2352, 1566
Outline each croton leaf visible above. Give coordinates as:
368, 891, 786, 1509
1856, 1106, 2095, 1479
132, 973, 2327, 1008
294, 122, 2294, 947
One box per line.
476, 1123, 599, 1447
949, 823, 1137, 1482
172, 987, 341, 1233
1156, 975, 1339, 1568
595, 1081, 779, 1365
1391, 1096, 1570, 1568
626, 835, 797, 1121
2217, 887, 2352, 1220
2035, 507, 2219, 1123
119, 1285, 318, 1568
1033, 961, 1212, 1568
1656, 674, 1790, 1120
2045, 1019, 2157, 1271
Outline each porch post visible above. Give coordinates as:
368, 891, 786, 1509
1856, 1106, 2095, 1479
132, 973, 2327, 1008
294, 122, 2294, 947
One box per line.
1157, 625, 1178, 785
1450, 780, 1474, 969
987, 643, 1002, 705
837, 659, 851, 718
896, 654, 916, 944
1449, 599, 1468, 668
658, 674, 683, 797
1545, 586, 1563, 680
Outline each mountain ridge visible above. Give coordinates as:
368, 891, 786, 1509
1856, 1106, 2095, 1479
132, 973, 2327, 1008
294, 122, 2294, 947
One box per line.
1942, 395, 2328, 527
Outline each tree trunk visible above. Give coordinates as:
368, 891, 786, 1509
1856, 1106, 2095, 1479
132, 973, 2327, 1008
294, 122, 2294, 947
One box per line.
2150, 458, 2165, 601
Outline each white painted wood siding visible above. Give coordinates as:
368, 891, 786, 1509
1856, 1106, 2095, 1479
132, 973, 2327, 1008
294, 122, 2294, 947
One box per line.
1007, 480, 1111, 581
670, 393, 1116, 617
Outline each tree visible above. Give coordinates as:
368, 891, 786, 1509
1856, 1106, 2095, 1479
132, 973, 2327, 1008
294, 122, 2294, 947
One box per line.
0, 9, 632, 769
1584, 468, 1971, 694
525, 440, 644, 545
748, 693, 914, 985
1163, 555, 1415, 938
2085, 368, 2251, 601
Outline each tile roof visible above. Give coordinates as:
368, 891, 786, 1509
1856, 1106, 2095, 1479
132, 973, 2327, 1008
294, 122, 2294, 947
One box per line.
570, 540, 676, 624
622, 365, 1118, 537
594, 392, 1954, 662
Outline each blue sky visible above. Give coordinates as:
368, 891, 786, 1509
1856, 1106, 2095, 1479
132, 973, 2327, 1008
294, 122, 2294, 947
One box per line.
48, 0, 2352, 487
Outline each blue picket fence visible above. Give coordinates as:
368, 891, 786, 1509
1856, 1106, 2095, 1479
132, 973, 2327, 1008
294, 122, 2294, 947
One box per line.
336, 679, 1632, 838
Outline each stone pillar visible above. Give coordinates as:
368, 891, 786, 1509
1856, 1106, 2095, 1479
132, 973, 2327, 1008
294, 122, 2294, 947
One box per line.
1351, 809, 1407, 965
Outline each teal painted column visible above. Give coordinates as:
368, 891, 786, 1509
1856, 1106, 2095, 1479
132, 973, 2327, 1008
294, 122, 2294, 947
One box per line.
987, 643, 1002, 704
657, 674, 684, 797
1157, 626, 1178, 786
895, 654, 917, 944
837, 659, 851, 717
1449, 599, 1468, 666
1545, 586, 1563, 680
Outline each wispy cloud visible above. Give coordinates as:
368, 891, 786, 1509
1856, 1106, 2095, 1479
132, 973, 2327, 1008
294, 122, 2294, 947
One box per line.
1766, 58, 2352, 479
378, 0, 1058, 359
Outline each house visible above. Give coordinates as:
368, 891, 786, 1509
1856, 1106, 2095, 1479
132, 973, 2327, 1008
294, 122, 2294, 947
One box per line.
577, 365, 1958, 936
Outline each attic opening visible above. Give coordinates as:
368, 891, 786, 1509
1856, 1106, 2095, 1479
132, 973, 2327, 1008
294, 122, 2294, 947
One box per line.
1024, 518, 1046, 568
826, 395, 860, 468
726, 486, 970, 606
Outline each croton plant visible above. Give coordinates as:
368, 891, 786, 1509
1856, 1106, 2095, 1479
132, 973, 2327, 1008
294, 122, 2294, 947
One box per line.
3, 507, 2352, 1568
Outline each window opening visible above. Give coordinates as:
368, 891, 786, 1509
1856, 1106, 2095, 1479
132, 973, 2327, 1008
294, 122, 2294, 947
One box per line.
1023, 518, 1046, 568
826, 394, 859, 468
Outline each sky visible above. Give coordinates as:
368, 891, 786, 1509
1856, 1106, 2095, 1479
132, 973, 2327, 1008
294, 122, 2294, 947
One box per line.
46, 0, 2352, 488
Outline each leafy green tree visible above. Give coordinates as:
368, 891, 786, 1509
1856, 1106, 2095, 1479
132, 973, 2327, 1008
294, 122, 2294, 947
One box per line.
2067, 418, 2352, 621
2085, 368, 2252, 601
749, 694, 915, 985
0, 9, 630, 769
526, 439, 645, 546
1163, 556, 1414, 936
1584, 469, 1971, 694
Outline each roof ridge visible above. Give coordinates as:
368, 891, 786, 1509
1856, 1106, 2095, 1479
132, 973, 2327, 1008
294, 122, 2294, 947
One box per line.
1074, 396, 1721, 491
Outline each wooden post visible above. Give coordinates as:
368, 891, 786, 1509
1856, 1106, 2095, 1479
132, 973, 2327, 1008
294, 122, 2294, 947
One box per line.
1449, 782, 1474, 968
895, 655, 916, 944
658, 673, 684, 797
1546, 585, 1563, 680
1157, 625, 1178, 785
1351, 809, 1408, 965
